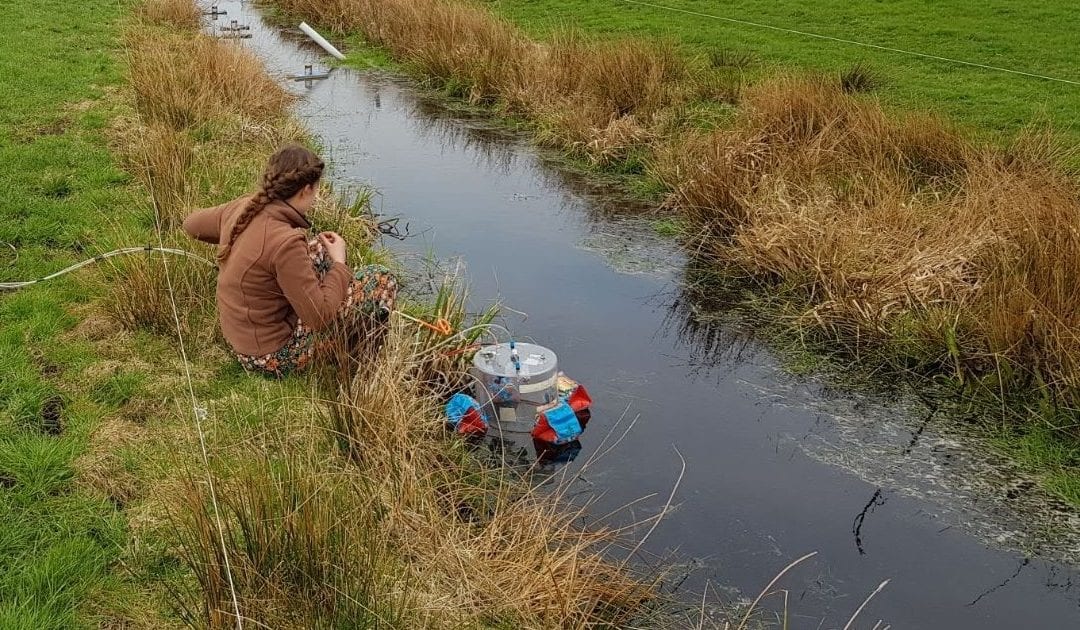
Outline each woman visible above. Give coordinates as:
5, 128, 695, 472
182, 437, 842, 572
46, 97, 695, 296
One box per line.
182, 144, 397, 378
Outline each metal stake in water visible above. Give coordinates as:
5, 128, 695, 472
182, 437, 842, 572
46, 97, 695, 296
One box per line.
288, 63, 332, 85
220, 19, 251, 32
204, 4, 227, 18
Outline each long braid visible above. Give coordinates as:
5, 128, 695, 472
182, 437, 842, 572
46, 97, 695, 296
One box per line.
219, 145, 325, 261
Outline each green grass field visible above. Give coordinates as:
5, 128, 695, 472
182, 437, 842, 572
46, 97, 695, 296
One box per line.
0, 0, 136, 627
492, 0, 1080, 144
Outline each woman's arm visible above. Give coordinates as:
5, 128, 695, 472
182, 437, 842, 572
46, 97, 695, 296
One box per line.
182, 200, 232, 244
271, 234, 351, 330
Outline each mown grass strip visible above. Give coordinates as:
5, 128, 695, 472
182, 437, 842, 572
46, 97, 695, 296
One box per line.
0, 0, 141, 627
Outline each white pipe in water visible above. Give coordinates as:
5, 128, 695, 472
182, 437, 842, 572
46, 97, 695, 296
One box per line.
299, 22, 346, 61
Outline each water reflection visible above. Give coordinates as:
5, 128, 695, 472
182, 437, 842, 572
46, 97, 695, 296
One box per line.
475, 433, 585, 475
403, 93, 650, 220
666, 263, 1080, 561
662, 300, 757, 380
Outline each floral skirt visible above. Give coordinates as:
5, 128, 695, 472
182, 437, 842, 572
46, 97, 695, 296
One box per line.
235, 239, 398, 378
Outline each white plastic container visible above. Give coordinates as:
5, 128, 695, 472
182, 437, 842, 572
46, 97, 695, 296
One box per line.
471, 342, 558, 431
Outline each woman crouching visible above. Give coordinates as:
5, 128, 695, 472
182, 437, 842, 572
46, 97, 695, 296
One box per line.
182, 144, 397, 378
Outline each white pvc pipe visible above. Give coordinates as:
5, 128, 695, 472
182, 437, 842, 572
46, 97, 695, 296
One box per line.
299, 22, 346, 61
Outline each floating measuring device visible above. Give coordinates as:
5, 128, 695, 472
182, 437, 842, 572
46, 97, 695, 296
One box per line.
471, 342, 592, 445
444, 341, 592, 454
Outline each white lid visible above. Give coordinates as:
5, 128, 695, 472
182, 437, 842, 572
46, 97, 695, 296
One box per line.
472, 342, 558, 380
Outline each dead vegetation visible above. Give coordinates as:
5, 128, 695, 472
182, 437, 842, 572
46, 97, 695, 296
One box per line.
137, 0, 202, 31
176, 319, 652, 628
655, 77, 1080, 402
125, 29, 293, 130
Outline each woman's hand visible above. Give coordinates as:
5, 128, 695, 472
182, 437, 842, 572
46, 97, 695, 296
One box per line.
319, 231, 347, 264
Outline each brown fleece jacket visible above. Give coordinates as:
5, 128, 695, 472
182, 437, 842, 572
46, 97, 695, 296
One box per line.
182, 196, 351, 356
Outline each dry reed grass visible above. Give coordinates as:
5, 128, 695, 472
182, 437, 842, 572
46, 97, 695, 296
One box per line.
125, 27, 293, 129
122, 122, 195, 229
172, 451, 410, 628
177, 316, 653, 628
104, 236, 217, 342
137, 0, 202, 30
654, 77, 1080, 400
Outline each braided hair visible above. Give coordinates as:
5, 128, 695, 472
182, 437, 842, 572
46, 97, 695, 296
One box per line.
219, 144, 325, 260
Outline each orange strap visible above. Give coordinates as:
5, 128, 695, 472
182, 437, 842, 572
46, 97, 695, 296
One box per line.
441, 343, 481, 358
428, 318, 453, 336
395, 311, 453, 336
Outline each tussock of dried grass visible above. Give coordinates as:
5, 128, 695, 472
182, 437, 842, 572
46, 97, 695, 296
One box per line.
137, 0, 202, 30
121, 122, 195, 228
104, 237, 217, 342
178, 320, 652, 628
125, 28, 293, 129
654, 77, 1080, 398
74, 418, 148, 507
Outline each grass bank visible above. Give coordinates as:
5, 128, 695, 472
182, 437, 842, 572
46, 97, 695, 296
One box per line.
492, 0, 1080, 144
271, 0, 1080, 504
0, 0, 138, 625
3, 0, 660, 626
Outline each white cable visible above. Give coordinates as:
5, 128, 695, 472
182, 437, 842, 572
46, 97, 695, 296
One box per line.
158, 246, 244, 630
145, 186, 244, 628
0, 246, 214, 291
617, 0, 1080, 86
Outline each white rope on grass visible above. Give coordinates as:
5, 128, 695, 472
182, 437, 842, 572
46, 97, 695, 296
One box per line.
154, 236, 245, 630
616, 0, 1080, 86
155, 238, 244, 626
141, 190, 245, 628
0, 246, 214, 291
